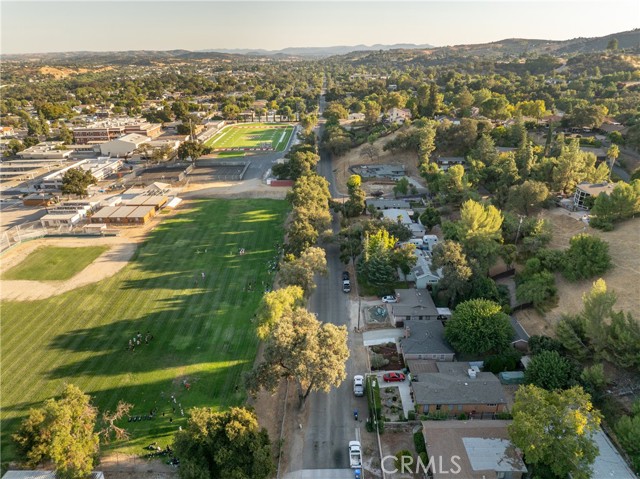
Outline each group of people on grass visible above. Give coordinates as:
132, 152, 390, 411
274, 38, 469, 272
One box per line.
127, 331, 153, 351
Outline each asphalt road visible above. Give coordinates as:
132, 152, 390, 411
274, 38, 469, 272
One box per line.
290, 84, 370, 476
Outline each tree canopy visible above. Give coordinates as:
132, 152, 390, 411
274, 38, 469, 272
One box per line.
246, 307, 349, 405
61, 168, 97, 196
12, 384, 99, 478
173, 406, 274, 479
509, 385, 601, 479
444, 299, 513, 354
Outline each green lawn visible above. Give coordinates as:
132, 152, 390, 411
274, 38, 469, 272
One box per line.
2, 246, 109, 281
204, 123, 294, 151
0, 199, 288, 461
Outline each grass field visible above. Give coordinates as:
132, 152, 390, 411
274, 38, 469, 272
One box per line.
2, 246, 109, 281
0, 199, 288, 460
204, 123, 294, 151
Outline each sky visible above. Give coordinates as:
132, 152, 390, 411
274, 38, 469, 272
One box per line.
1, 1, 638, 54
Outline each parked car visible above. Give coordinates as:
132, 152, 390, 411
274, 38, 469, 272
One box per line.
383, 372, 406, 382
353, 375, 364, 396
381, 295, 397, 303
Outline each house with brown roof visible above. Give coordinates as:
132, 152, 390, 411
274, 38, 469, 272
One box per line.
422, 420, 526, 479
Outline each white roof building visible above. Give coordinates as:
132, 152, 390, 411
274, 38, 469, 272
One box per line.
99, 133, 150, 157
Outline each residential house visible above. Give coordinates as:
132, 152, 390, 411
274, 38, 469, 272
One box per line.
1, 126, 15, 137
573, 181, 615, 209
398, 249, 442, 289
580, 146, 608, 162
389, 288, 439, 326
353, 164, 405, 180
510, 317, 530, 351
400, 320, 455, 362
591, 429, 637, 479
422, 420, 527, 479
436, 157, 466, 171
382, 208, 413, 225
412, 362, 508, 416
365, 198, 412, 211
386, 107, 412, 124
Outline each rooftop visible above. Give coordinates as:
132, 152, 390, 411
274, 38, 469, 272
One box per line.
576, 181, 616, 196
412, 363, 507, 405
400, 320, 454, 355
422, 421, 526, 479
391, 289, 438, 317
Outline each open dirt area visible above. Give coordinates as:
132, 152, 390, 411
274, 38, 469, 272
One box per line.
333, 129, 422, 195
514, 209, 640, 337
181, 178, 290, 199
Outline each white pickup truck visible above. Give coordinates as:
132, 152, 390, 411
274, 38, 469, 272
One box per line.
349, 440, 362, 468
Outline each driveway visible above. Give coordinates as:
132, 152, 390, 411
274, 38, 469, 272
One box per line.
362, 328, 403, 347
373, 371, 415, 419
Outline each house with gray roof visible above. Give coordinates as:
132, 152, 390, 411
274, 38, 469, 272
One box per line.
389, 289, 439, 326
352, 164, 405, 179
400, 320, 455, 362
365, 198, 412, 211
436, 156, 466, 171
510, 317, 530, 351
412, 362, 507, 416
398, 249, 442, 289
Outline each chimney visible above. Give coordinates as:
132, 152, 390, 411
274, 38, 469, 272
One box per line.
404, 326, 411, 338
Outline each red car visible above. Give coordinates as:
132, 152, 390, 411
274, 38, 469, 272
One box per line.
383, 372, 405, 382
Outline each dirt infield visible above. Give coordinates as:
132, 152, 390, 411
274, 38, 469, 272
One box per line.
515, 209, 640, 337
0, 236, 138, 301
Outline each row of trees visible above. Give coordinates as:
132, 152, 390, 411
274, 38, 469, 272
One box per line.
246, 132, 349, 406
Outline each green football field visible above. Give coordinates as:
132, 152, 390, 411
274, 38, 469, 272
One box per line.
0, 199, 288, 460
204, 123, 294, 152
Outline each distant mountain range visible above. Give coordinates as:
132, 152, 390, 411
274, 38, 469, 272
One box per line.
200, 44, 435, 57
2, 29, 637, 63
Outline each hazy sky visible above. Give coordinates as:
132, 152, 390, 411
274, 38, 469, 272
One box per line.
1, 1, 638, 54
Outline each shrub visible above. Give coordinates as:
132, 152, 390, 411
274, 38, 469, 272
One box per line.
457, 413, 469, 420
370, 352, 390, 369
407, 410, 416, 421
484, 350, 522, 373
414, 431, 427, 454
395, 450, 414, 471
562, 234, 612, 281
495, 412, 513, 420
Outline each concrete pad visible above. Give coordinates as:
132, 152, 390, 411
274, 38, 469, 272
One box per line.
363, 328, 403, 346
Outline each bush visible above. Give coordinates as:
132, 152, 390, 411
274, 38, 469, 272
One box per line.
414, 431, 427, 454
457, 413, 469, 420
484, 350, 522, 373
495, 412, 513, 420
562, 234, 612, 281
370, 352, 390, 370
395, 450, 414, 471
407, 410, 416, 421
